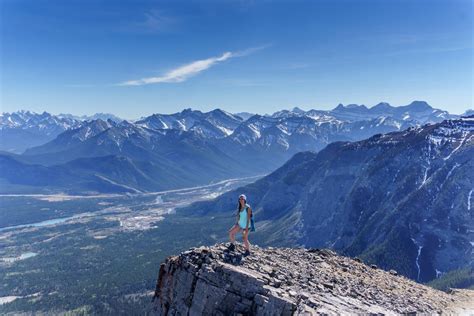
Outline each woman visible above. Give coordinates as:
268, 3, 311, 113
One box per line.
228, 194, 252, 256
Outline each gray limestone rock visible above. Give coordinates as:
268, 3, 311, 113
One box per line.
152, 243, 474, 315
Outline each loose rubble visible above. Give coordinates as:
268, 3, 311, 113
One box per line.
152, 243, 474, 315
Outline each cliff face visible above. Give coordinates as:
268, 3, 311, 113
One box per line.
152, 243, 473, 315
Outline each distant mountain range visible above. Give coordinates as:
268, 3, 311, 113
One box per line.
182, 116, 474, 283
134, 108, 243, 139
329, 101, 453, 122
0, 110, 82, 154
1, 101, 465, 154
1, 119, 253, 194
0, 111, 122, 153
57, 112, 123, 123
271, 101, 456, 123
0, 102, 469, 193
463, 109, 474, 117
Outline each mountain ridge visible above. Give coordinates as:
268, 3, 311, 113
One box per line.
1, 101, 462, 155
0, 104, 469, 195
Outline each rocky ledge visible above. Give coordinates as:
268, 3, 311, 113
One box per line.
152, 243, 473, 315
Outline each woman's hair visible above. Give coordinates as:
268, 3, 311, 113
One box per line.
237, 198, 247, 213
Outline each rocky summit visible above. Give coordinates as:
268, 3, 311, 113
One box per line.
152, 243, 473, 315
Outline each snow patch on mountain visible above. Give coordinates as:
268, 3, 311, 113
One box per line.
468, 189, 473, 211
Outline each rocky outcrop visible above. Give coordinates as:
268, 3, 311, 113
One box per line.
152, 243, 474, 315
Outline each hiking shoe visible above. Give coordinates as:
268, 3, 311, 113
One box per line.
243, 250, 251, 257
227, 243, 235, 251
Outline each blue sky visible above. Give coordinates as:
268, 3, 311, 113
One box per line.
1, 0, 472, 119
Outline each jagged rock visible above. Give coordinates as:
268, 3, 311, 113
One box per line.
152, 243, 474, 315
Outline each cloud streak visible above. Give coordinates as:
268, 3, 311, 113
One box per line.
135, 9, 176, 33
119, 46, 267, 86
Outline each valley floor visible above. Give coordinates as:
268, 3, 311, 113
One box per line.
0, 176, 261, 314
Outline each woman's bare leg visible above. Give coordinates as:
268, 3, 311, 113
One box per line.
228, 225, 240, 244
242, 229, 250, 251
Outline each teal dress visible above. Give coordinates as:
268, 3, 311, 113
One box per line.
238, 204, 250, 229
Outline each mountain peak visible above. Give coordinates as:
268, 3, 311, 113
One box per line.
84, 118, 115, 129
462, 109, 474, 117
332, 103, 368, 111
17, 109, 33, 114
333, 103, 345, 111
153, 244, 473, 314
372, 102, 392, 110
346, 104, 367, 109
234, 112, 255, 121
406, 101, 432, 111
210, 108, 225, 113
209, 108, 231, 116
291, 106, 305, 114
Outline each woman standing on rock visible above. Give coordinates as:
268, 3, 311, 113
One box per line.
228, 194, 252, 256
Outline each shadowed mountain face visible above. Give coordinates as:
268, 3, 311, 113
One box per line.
181, 117, 474, 283
0, 154, 139, 194
1, 122, 254, 193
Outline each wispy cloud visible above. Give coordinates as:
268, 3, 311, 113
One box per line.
232, 44, 269, 57
284, 62, 312, 70
64, 84, 98, 88
137, 9, 176, 33
385, 45, 471, 57
118, 45, 268, 86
